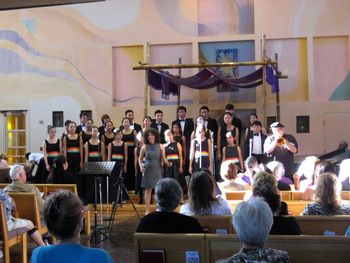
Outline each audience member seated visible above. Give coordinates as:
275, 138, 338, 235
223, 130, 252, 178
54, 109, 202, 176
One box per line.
302, 172, 350, 215
339, 159, 350, 191
216, 197, 290, 263
0, 153, 9, 168
293, 156, 319, 191
218, 160, 245, 196
47, 155, 76, 184
238, 156, 260, 186
180, 170, 232, 216
136, 178, 203, 233
0, 189, 46, 246
4, 164, 44, 209
31, 190, 114, 263
266, 161, 293, 191
252, 172, 301, 235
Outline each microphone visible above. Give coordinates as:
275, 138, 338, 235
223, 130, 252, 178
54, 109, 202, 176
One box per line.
249, 138, 253, 157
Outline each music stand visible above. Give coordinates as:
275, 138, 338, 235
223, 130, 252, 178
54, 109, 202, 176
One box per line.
79, 161, 118, 246
107, 164, 141, 236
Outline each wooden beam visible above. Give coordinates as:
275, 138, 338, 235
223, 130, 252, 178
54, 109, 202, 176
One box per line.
0, 0, 104, 10
133, 60, 277, 70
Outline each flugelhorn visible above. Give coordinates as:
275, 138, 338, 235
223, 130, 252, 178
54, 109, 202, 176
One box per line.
276, 137, 285, 146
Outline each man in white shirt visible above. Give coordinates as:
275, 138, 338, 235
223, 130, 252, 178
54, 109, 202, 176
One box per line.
244, 121, 267, 163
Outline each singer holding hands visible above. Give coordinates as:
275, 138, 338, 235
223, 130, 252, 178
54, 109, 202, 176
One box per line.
264, 122, 298, 181
139, 128, 170, 215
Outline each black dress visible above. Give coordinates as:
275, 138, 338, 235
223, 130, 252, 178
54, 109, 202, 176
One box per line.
81, 131, 92, 144
193, 138, 210, 171
110, 142, 125, 202
103, 133, 115, 156
66, 136, 81, 179
41, 139, 60, 183
122, 131, 136, 191
225, 145, 241, 170
165, 142, 185, 188
86, 141, 104, 203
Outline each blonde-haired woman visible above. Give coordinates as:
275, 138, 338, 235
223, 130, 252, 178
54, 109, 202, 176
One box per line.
302, 173, 350, 215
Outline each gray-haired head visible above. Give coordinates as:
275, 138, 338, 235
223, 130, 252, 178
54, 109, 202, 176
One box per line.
155, 178, 182, 212
232, 197, 273, 247
9, 164, 25, 181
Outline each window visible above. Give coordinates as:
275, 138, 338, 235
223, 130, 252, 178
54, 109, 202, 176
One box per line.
52, 111, 64, 127
5, 111, 27, 164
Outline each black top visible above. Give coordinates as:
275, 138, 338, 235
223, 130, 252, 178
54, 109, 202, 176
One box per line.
45, 139, 60, 166
111, 143, 125, 162
103, 134, 115, 148
136, 211, 203, 233
172, 118, 194, 143
47, 170, 76, 184
194, 138, 210, 169
150, 121, 169, 144
218, 114, 242, 144
66, 136, 81, 156
87, 141, 101, 162
270, 216, 301, 235
81, 131, 92, 144
265, 134, 298, 179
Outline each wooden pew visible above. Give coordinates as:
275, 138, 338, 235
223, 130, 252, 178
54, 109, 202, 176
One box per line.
134, 233, 205, 263
193, 215, 233, 234
8, 193, 48, 236
225, 191, 246, 201
295, 216, 350, 235
0, 183, 91, 235
206, 234, 350, 263
0, 202, 27, 263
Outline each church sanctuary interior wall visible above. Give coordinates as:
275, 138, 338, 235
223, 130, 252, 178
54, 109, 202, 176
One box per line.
0, 0, 350, 158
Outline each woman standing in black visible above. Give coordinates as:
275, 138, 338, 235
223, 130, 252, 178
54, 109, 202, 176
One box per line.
164, 130, 184, 188
47, 155, 75, 184
107, 128, 127, 202
84, 126, 105, 203
101, 121, 115, 157
63, 122, 83, 197
121, 117, 137, 192
42, 125, 61, 183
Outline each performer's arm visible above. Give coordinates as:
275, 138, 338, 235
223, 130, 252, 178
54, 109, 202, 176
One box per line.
222, 146, 226, 162
208, 139, 213, 172
63, 136, 67, 158
189, 139, 195, 174
42, 141, 50, 171
237, 146, 244, 172
217, 127, 222, 160
139, 145, 146, 173
284, 139, 298, 154
264, 137, 277, 154
84, 142, 89, 163
107, 143, 112, 161
101, 142, 106, 161
124, 143, 128, 172
177, 143, 183, 174
79, 135, 84, 167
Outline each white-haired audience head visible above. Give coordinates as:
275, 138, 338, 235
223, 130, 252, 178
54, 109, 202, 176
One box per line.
9, 164, 26, 182
297, 156, 319, 179
155, 178, 182, 212
232, 197, 273, 247
266, 161, 285, 180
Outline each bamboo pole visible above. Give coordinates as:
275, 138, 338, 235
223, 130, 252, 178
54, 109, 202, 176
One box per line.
275, 53, 281, 122
133, 60, 277, 70
144, 42, 150, 117
261, 35, 267, 128
177, 57, 182, 111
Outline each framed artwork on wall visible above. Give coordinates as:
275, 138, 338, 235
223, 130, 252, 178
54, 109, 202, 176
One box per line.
296, 115, 310, 133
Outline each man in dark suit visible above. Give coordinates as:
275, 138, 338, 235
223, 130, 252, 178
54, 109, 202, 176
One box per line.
199, 106, 218, 145
218, 104, 242, 144
244, 121, 267, 163
76, 112, 88, 134
125, 109, 142, 133
172, 106, 194, 177
151, 109, 169, 143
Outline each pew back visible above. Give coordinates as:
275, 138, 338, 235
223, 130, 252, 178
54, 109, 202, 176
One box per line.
206, 234, 350, 263
134, 233, 205, 263
8, 192, 48, 235
295, 216, 350, 235
193, 215, 233, 234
